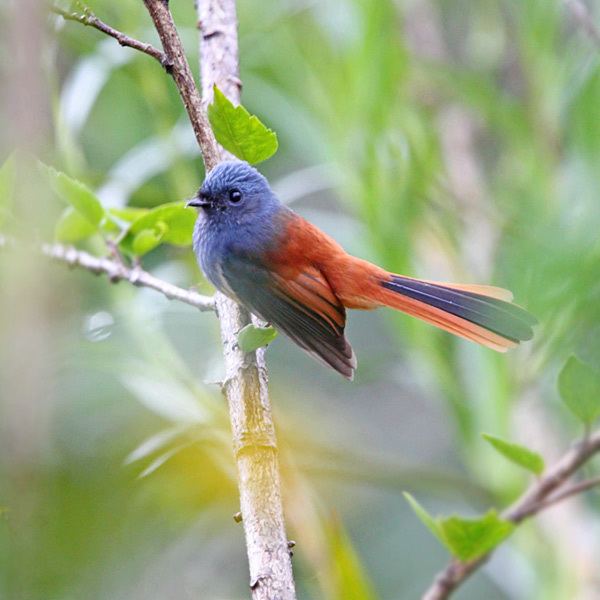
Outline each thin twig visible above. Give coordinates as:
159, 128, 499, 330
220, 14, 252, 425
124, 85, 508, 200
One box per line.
423, 429, 600, 600
142, 0, 221, 170
534, 475, 600, 511
51, 5, 171, 68
0, 234, 214, 310
51, 1, 220, 168
39, 240, 215, 311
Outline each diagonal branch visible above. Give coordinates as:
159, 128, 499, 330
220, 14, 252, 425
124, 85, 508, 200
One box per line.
423, 428, 600, 600
142, 0, 221, 170
535, 475, 600, 511
52, 1, 221, 168
51, 5, 171, 67
42, 241, 215, 310
0, 236, 215, 312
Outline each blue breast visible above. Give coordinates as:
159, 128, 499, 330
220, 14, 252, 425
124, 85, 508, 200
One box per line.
192, 208, 280, 296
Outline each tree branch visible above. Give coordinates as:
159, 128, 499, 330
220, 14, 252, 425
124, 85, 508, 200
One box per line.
535, 475, 600, 511
197, 1, 296, 598
46, 0, 296, 594
51, 4, 171, 67
142, 0, 221, 170
0, 236, 215, 311
422, 429, 600, 600
126, 1, 295, 597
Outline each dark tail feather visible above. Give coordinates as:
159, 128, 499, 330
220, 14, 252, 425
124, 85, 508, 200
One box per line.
380, 275, 536, 351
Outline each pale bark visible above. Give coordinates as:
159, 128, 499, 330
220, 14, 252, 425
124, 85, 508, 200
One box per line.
197, 1, 296, 597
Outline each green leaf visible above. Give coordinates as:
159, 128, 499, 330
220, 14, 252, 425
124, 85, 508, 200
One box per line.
120, 203, 196, 255
132, 222, 168, 256
102, 207, 149, 238
109, 206, 149, 224
558, 356, 600, 424
404, 492, 440, 538
440, 512, 514, 562
482, 433, 545, 475
237, 324, 278, 352
208, 85, 278, 163
41, 164, 104, 226
404, 493, 514, 561
0, 154, 16, 228
100, 215, 122, 236
55, 206, 98, 243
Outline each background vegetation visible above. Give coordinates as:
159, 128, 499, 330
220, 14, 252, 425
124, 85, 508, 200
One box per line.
1, 0, 600, 598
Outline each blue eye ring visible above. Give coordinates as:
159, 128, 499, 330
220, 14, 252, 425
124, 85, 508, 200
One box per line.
229, 188, 242, 203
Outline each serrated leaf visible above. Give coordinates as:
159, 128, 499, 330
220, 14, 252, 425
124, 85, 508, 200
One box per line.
208, 85, 278, 163
404, 493, 514, 561
0, 154, 16, 228
441, 512, 514, 561
558, 356, 600, 424
238, 324, 278, 352
482, 433, 545, 475
55, 206, 98, 242
41, 163, 104, 226
132, 222, 167, 256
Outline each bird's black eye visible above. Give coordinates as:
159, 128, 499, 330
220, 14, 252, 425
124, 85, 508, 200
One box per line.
228, 188, 242, 203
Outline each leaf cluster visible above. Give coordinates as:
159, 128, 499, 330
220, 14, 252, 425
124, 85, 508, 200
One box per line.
2, 87, 278, 261
406, 354, 600, 563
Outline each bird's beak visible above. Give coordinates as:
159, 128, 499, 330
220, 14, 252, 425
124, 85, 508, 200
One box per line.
186, 195, 211, 208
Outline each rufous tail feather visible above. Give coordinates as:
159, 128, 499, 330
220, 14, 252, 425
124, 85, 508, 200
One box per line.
377, 275, 536, 351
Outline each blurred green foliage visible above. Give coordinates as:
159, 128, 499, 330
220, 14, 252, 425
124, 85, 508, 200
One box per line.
2, 0, 600, 599
558, 356, 600, 424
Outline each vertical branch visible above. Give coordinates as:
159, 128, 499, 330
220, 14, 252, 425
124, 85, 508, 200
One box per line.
196, 2, 296, 598
56, 0, 295, 596
198, 0, 242, 106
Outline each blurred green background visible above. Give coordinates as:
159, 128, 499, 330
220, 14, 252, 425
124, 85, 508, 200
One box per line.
1, 0, 600, 598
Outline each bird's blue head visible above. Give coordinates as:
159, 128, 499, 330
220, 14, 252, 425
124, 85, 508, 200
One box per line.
188, 161, 280, 226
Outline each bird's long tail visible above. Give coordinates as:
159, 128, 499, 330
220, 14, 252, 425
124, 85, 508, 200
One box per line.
373, 274, 536, 351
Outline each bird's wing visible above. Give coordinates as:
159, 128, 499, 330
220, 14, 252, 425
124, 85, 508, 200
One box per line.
221, 254, 357, 379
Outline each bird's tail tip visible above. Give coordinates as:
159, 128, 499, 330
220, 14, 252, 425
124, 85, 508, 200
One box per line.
380, 274, 536, 351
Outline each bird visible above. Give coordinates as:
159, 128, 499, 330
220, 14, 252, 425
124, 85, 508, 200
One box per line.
188, 160, 536, 380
